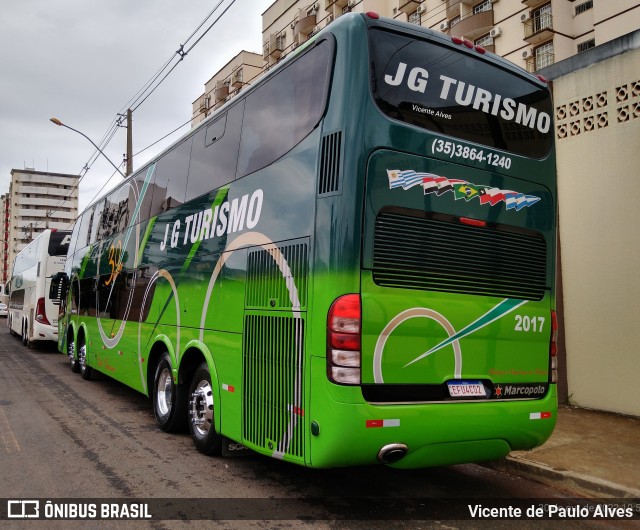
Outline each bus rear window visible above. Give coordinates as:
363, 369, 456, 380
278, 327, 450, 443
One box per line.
369, 29, 553, 159
48, 231, 71, 256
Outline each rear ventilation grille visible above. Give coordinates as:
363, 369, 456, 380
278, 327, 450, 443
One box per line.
373, 211, 547, 300
246, 240, 308, 310
318, 131, 342, 195
243, 314, 305, 461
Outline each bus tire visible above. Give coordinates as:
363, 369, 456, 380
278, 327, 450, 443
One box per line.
79, 342, 94, 380
188, 362, 222, 456
153, 353, 187, 433
22, 322, 28, 347
68, 336, 80, 373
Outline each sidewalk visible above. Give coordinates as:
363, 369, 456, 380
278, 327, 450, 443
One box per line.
488, 405, 640, 498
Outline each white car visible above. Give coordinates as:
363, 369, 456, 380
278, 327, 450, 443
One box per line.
0, 303, 7, 317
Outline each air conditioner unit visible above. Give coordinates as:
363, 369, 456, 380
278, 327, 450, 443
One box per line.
439, 21, 449, 31
520, 12, 531, 22
290, 22, 296, 30
348, 0, 356, 7
522, 49, 532, 59
417, 5, 426, 14
327, 14, 334, 23
489, 26, 501, 38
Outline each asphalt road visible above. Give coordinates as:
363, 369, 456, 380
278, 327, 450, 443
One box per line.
0, 327, 631, 529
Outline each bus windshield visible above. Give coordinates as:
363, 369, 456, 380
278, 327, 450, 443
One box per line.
48, 230, 71, 257
369, 28, 553, 158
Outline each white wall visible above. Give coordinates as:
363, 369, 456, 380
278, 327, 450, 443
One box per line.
554, 47, 640, 416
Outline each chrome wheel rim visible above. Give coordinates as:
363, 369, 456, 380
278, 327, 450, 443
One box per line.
79, 344, 87, 370
190, 380, 213, 437
156, 368, 173, 417
68, 340, 75, 367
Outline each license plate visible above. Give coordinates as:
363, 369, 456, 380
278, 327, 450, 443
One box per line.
447, 380, 486, 398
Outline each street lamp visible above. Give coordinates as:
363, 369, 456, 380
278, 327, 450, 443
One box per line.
50, 117, 126, 178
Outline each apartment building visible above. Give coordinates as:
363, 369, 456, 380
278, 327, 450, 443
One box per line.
0, 193, 10, 284
4, 169, 79, 278
190, 1, 639, 126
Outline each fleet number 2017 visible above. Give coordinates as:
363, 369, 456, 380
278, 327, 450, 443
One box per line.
514, 315, 545, 332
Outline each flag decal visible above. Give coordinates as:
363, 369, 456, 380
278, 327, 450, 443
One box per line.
387, 169, 541, 211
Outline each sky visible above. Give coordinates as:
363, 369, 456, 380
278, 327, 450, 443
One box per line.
0, 0, 274, 212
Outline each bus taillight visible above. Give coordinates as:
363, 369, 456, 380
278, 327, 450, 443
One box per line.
36, 297, 50, 325
327, 294, 361, 385
550, 310, 558, 383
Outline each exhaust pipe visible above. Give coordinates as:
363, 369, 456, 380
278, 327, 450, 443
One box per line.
377, 443, 408, 464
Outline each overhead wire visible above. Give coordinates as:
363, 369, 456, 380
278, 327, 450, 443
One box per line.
77, 0, 235, 174
32, 0, 238, 236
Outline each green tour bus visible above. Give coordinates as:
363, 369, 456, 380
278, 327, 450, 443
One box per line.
53, 12, 558, 469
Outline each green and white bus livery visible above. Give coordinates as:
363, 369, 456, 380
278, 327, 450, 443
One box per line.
53, 12, 558, 468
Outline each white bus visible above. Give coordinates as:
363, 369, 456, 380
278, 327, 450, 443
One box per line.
8, 229, 71, 346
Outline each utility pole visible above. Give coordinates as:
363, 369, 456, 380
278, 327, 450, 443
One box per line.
126, 108, 133, 176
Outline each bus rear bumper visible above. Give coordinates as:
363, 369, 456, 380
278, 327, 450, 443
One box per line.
309, 367, 557, 468
32, 321, 59, 342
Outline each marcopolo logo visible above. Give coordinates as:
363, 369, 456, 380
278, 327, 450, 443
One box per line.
494, 384, 547, 399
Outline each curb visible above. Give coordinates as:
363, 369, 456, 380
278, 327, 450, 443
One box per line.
486, 457, 640, 499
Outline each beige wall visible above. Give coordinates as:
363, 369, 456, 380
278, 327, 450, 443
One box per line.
553, 47, 640, 416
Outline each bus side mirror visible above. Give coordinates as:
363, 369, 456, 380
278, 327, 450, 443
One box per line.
49, 272, 69, 306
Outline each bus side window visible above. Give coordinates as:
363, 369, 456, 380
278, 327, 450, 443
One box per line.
75, 208, 93, 251
100, 184, 132, 238
236, 40, 332, 178
149, 139, 192, 218
67, 218, 82, 259
89, 200, 105, 244
133, 165, 154, 222
187, 101, 244, 201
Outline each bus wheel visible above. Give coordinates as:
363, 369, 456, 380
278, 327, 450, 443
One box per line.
68, 336, 80, 373
153, 353, 186, 433
22, 321, 28, 346
188, 362, 221, 455
79, 342, 94, 380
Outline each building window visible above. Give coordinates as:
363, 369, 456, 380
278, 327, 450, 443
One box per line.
474, 1, 492, 15
575, 0, 593, 16
408, 10, 420, 25
535, 41, 554, 70
475, 33, 493, 47
450, 15, 460, 27
577, 38, 595, 53
532, 3, 552, 33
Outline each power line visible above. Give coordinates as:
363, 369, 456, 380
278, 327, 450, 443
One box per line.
131, 0, 237, 112
133, 117, 193, 158
76, 0, 237, 187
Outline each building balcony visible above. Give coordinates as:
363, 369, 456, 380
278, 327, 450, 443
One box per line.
268, 33, 285, 59
454, 9, 494, 40
398, 0, 420, 14
231, 69, 243, 88
522, 0, 548, 8
294, 10, 316, 38
525, 51, 555, 72
524, 13, 553, 45
324, 0, 347, 9
214, 82, 229, 102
